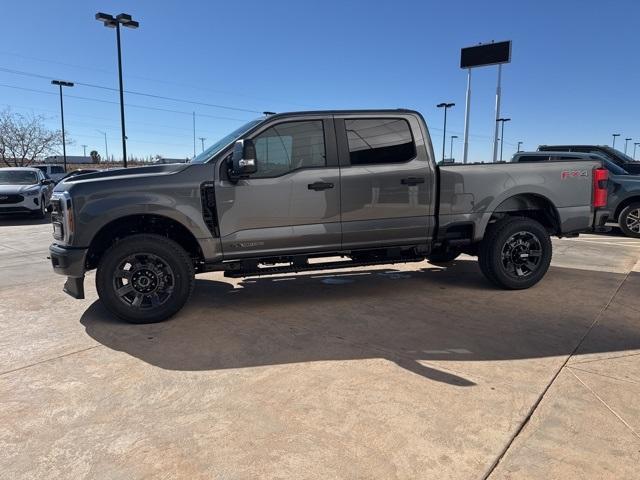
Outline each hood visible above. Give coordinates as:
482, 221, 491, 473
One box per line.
0, 184, 40, 195
55, 163, 189, 191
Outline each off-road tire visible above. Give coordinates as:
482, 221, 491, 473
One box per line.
478, 216, 552, 290
96, 234, 195, 324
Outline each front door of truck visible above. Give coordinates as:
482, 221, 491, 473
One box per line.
215, 117, 341, 258
335, 114, 435, 249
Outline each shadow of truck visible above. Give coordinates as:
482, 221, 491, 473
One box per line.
81, 260, 640, 387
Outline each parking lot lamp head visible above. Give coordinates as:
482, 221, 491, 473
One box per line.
612, 133, 620, 149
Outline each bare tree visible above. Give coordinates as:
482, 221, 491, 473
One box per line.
0, 109, 65, 167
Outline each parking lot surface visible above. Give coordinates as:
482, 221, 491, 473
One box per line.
1, 218, 639, 479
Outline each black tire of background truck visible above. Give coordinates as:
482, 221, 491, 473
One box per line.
618, 203, 640, 239
426, 248, 461, 265
34, 197, 46, 219
478, 216, 552, 290
96, 234, 195, 324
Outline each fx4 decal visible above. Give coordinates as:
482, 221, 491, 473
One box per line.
561, 169, 588, 180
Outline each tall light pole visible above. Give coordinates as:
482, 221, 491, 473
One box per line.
51, 80, 74, 172
436, 102, 455, 162
81, 144, 87, 157
497, 117, 511, 161
199, 137, 206, 153
449, 135, 458, 161
624, 138, 632, 154
612, 133, 620, 149
95, 12, 139, 167
517, 141, 523, 152
96, 130, 109, 162
634, 142, 640, 160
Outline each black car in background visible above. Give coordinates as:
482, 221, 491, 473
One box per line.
538, 145, 640, 175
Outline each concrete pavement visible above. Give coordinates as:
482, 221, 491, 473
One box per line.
0, 220, 639, 479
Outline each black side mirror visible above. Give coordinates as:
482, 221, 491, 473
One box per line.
230, 139, 257, 178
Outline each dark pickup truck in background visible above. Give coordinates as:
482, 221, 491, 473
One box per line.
513, 151, 640, 238
49, 110, 610, 323
538, 145, 640, 175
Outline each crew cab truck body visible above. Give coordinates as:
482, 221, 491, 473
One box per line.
49, 110, 610, 323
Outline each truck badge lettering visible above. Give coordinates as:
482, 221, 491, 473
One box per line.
561, 170, 588, 180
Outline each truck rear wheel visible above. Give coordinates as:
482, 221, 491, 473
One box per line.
96, 234, 195, 324
619, 203, 640, 238
478, 216, 552, 290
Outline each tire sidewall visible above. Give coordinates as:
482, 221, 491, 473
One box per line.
96, 235, 194, 323
485, 219, 552, 289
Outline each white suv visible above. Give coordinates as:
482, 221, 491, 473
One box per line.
0, 167, 54, 218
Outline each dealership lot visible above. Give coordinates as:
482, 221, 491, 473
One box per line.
1, 219, 639, 479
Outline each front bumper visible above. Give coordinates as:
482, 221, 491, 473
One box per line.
49, 244, 87, 299
0, 196, 41, 213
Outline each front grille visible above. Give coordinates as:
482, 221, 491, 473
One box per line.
0, 194, 23, 204
0, 206, 31, 213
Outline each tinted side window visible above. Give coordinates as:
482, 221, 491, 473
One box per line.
252, 121, 325, 178
35, 166, 47, 173
51, 166, 65, 174
345, 118, 416, 165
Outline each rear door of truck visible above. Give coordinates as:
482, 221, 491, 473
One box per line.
334, 112, 437, 249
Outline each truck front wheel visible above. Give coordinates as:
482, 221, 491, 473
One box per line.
478, 217, 552, 290
96, 234, 195, 324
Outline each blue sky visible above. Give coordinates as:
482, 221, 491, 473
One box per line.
1, 0, 638, 161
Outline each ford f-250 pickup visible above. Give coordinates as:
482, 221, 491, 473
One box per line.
48, 110, 610, 323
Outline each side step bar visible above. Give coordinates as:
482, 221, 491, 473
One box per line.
224, 256, 426, 278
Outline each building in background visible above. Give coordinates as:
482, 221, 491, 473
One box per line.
43, 155, 93, 165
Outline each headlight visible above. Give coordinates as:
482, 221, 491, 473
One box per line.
23, 189, 39, 196
51, 191, 74, 244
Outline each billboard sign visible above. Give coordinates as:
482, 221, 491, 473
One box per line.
460, 41, 511, 69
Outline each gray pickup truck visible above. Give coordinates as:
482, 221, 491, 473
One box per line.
49, 109, 610, 323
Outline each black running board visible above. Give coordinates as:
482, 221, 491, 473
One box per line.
224, 256, 425, 278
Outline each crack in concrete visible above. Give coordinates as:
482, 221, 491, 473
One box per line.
0, 345, 103, 378
568, 369, 640, 440
482, 265, 634, 480
569, 351, 640, 366
567, 365, 639, 385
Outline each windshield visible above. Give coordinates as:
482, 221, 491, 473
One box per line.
191, 119, 263, 164
0, 171, 38, 185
